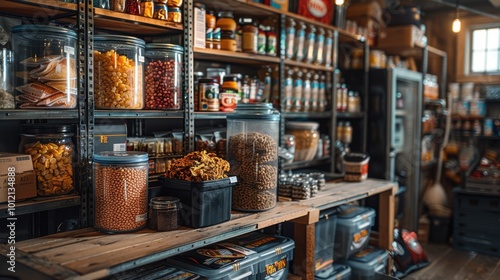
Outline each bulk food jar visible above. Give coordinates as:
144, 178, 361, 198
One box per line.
144, 43, 183, 110
286, 121, 319, 162
19, 124, 75, 196
93, 151, 148, 233
227, 103, 280, 211
94, 35, 145, 109
11, 25, 78, 109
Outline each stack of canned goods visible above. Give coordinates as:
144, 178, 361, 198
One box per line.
278, 172, 325, 200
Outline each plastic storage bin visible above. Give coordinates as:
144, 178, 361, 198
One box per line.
166, 243, 260, 280
334, 205, 376, 260
315, 208, 338, 272
159, 176, 237, 228
342, 246, 389, 280
226, 232, 295, 280
11, 25, 78, 109
227, 103, 280, 212
144, 43, 183, 110
315, 264, 351, 280
94, 35, 145, 109
108, 260, 201, 279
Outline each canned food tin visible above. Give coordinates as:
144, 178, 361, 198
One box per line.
198, 78, 219, 112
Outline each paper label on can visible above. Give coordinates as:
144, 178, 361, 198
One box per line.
64, 46, 75, 55
136, 213, 147, 222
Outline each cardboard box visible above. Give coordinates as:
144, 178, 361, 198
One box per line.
94, 123, 127, 154
265, 0, 289, 11
0, 153, 37, 203
377, 25, 424, 49
347, 1, 383, 24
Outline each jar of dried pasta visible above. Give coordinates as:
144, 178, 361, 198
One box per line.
94, 35, 145, 109
19, 124, 75, 197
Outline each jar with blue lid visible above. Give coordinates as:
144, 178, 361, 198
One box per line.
93, 151, 149, 233
11, 25, 78, 109
227, 103, 280, 211
94, 35, 145, 109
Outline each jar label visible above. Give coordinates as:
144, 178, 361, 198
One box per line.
286, 28, 295, 59
199, 83, 219, 111
136, 212, 147, 222
295, 30, 305, 60
138, 55, 145, 63
258, 33, 266, 54
64, 45, 75, 55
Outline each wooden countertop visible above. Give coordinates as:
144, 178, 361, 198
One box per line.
2, 178, 396, 280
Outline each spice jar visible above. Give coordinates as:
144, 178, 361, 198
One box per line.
110, 0, 126, 12
292, 68, 303, 112
94, 35, 145, 109
154, 3, 168, 20
140, 0, 154, 17
149, 196, 181, 231
286, 121, 319, 162
242, 18, 258, 54
125, 0, 140, 15
167, 0, 182, 7
167, 6, 182, 23
227, 103, 280, 212
144, 43, 183, 110
217, 11, 237, 51
93, 151, 149, 233
19, 124, 75, 197
11, 25, 78, 109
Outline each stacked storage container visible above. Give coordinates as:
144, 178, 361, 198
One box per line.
341, 246, 389, 280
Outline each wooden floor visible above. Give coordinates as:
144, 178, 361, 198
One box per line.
405, 243, 500, 280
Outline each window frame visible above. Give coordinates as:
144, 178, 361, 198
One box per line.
469, 26, 500, 74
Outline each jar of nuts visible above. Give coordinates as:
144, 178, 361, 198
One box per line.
286, 121, 319, 162
144, 43, 183, 110
93, 151, 149, 233
19, 124, 75, 197
94, 35, 145, 109
227, 103, 280, 212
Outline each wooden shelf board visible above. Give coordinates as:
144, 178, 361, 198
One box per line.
0, 195, 81, 218
285, 59, 334, 72
194, 47, 280, 64
1, 0, 77, 19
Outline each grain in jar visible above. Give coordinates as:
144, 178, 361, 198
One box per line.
144, 43, 183, 110
11, 25, 78, 109
93, 151, 148, 233
19, 124, 75, 196
149, 196, 180, 231
227, 103, 280, 212
286, 121, 319, 162
94, 35, 145, 109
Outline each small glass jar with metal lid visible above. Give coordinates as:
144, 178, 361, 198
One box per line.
11, 25, 78, 109
94, 35, 145, 109
149, 196, 181, 231
93, 151, 149, 233
144, 43, 183, 110
19, 123, 75, 197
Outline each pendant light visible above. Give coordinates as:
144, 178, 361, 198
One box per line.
452, 0, 461, 33
335, 0, 345, 5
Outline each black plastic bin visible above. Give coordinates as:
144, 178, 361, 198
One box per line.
159, 176, 237, 228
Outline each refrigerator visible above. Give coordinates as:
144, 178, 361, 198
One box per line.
367, 68, 423, 231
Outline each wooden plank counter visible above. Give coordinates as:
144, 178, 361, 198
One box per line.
2, 178, 395, 280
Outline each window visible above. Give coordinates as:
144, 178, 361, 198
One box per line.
470, 27, 500, 73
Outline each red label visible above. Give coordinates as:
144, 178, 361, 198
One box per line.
298, 0, 333, 24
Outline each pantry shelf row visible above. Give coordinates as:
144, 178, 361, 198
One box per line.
0, 194, 80, 219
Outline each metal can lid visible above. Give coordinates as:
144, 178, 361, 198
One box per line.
146, 43, 183, 53
94, 35, 146, 47
94, 151, 148, 164
286, 121, 319, 130
150, 196, 180, 210
21, 123, 74, 135
12, 25, 77, 40
227, 103, 280, 121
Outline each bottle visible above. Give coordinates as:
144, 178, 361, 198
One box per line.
235, 18, 243, 52
336, 83, 343, 112
294, 21, 306, 61
217, 11, 236, 51
285, 18, 296, 60
318, 73, 326, 112
324, 29, 333, 67
302, 70, 312, 112
341, 84, 348, 112
292, 68, 303, 112
258, 66, 272, 102
347, 91, 356, 113
284, 67, 294, 112
257, 24, 267, 55
473, 120, 482, 136
205, 10, 216, 49
303, 24, 316, 63
342, 121, 352, 144
314, 26, 325, 65
266, 24, 277, 56
241, 75, 251, 103
311, 72, 319, 112
336, 121, 344, 143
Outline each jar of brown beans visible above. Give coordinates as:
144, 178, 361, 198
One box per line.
94, 35, 145, 109
144, 43, 183, 110
93, 151, 149, 233
19, 124, 75, 197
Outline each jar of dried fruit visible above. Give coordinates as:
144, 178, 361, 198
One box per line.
227, 103, 280, 212
94, 35, 145, 109
19, 124, 75, 197
93, 151, 149, 233
144, 43, 183, 110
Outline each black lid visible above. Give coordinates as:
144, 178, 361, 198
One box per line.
343, 153, 370, 163
21, 123, 74, 135
223, 75, 239, 82
198, 78, 217, 83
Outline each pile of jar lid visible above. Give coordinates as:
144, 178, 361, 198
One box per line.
278, 172, 326, 200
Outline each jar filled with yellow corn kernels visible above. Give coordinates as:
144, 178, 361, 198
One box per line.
94, 35, 145, 109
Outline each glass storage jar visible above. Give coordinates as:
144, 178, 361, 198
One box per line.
93, 151, 148, 233
94, 35, 145, 109
11, 25, 78, 109
227, 103, 280, 212
144, 43, 183, 110
149, 196, 181, 231
0, 48, 14, 108
286, 121, 319, 162
19, 124, 75, 196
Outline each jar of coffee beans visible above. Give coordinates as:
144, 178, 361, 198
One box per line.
149, 196, 181, 231
93, 151, 149, 233
227, 103, 280, 212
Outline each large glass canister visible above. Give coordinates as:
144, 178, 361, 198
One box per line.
94, 35, 145, 109
93, 151, 148, 233
0, 48, 14, 108
144, 43, 183, 110
11, 25, 78, 109
227, 103, 280, 211
19, 124, 75, 196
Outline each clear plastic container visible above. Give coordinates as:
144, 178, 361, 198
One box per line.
93, 151, 149, 233
19, 124, 75, 196
144, 43, 183, 110
286, 121, 319, 162
94, 35, 145, 109
149, 196, 181, 231
11, 25, 78, 109
227, 103, 280, 211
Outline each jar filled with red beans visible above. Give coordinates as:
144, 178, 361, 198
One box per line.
144, 43, 184, 110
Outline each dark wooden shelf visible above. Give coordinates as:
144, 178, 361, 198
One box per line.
194, 47, 280, 65
285, 59, 334, 72
0, 195, 81, 218
94, 110, 184, 119
0, 109, 79, 120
